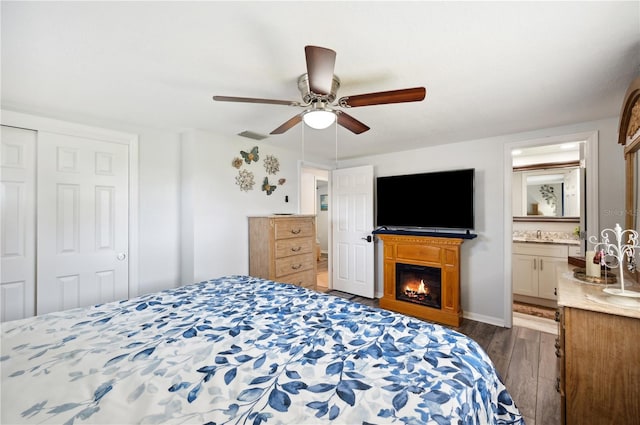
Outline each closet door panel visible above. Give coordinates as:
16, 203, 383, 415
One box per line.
0, 126, 36, 322
37, 131, 129, 314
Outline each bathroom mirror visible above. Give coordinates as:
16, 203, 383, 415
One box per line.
512, 161, 581, 222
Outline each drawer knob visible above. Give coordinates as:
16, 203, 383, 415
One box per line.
291, 264, 302, 270
291, 228, 302, 234
291, 246, 302, 252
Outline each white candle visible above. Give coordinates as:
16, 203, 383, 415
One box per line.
585, 250, 600, 278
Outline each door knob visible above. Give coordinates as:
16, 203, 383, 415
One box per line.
117, 253, 127, 261
361, 235, 372, 243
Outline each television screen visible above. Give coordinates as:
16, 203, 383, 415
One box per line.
376, 168, 475, 230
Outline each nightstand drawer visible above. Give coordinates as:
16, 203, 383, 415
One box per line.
275, 253, 315, 277
275, 238, 314, 258
274, 219, 314, 240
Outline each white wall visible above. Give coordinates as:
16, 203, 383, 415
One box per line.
338, 116, 624, 326
300, 166, 330, 253
317, 181, 329, 251
180, 130, 326, 282
299, 171, 317, 215
587, 118, 624, 232
137, 129, 181, 294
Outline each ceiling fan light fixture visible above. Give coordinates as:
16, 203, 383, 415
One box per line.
303, 110, 336, 129
214, 46, 426, 135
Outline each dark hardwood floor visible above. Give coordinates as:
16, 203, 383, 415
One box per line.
325, 289, 559, 425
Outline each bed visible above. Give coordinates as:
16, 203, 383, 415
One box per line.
1, 275, 523, 424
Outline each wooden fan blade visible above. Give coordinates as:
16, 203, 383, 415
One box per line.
338, 87, 426, 108
213, 95, 300, 107
270, 114, 303, 134
305, 45, 336, 95
337, 111, 370, 134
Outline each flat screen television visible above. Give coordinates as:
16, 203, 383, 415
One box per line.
376, 168, 475, 230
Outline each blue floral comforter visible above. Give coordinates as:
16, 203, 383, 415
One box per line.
1, 275, 523, 424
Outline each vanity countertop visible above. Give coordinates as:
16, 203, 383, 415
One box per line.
512, 237, 580, 246
557, 263, 640, 320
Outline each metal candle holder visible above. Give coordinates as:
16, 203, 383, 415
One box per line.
588, 223, 639, 297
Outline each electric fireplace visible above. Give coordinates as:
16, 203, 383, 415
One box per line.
396, 263, 441, 309
377, 233, 467, 327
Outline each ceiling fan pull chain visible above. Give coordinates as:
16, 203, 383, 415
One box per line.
301, 121, 305, 163
335, 120, 338, 165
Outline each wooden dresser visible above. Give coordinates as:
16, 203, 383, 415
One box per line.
556, 264, 640, 425
248, 215, 317, 290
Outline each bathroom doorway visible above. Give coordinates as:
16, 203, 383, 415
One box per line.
316, 179, 329, 291
505, 130, 599, 330
299, 164, 331, 291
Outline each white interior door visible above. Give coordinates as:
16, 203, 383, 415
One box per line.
37, 131, 129, 314
1, 126, 36, 321
332, 165, 374, 298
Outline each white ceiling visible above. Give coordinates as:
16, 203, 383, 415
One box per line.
512, 141, 581, 167
2, 1, 639, 160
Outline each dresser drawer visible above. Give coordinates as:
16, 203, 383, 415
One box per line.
274, 219, 314, 240
275, 238, 314, 258
275, 253, 315, 277
277, 269, 316, 289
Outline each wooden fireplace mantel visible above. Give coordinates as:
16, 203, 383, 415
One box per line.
378, 233, 465, 327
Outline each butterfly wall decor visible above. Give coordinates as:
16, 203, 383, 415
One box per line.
241, 146, 259, 164
262, 177, 276, 195
232, 147, 282, 195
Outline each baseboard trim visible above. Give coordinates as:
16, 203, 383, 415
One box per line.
463, 311, 507, 328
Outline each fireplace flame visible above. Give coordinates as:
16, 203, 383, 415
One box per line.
403, 279, 431, 299
417, 279, 429, 295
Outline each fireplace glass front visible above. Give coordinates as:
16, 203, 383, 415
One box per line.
395, 263, 442, 309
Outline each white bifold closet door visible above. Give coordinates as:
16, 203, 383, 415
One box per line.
36, 131, 129, 315
1, 125, 130, 321
1, 126, 37, 321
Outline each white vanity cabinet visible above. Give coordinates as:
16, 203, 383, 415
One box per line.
513, 243, 569, 300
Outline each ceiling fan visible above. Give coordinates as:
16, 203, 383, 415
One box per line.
213, 45, 426, 135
